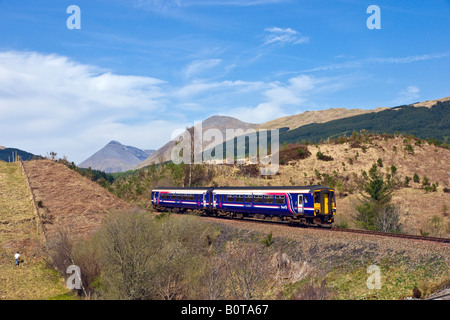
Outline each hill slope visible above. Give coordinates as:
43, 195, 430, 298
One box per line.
24, 160, 130, 239
0, 162, 70, 300
259, 107, 387, 131
209, 134, 450, 237
279, 100, 450, 145
79, 140, 155, 173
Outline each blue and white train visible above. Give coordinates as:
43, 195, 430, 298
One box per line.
151, 185, 335, 226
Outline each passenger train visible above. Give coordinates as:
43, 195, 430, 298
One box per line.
151, 185, 335, 227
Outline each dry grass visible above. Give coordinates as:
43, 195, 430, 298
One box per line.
24, 160, 131, 240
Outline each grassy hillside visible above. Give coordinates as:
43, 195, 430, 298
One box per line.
280, 101, 450, 145
0, 162, 71, 299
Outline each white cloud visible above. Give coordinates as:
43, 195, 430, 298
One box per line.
263, 27, 309, 46
0, 51, 171, 163
222, 75, 318, 123
183, 58, 222, 79
0, 51, 356, 163
392, 86, 420, 105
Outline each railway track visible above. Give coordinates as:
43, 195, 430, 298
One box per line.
185, 212, 450, 244
330, 227, 450, 244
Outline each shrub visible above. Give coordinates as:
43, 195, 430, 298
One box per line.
377, 158, 383, 167
261, 231, 274, 247
404, 144, 414, 155
316, 151, 333, 161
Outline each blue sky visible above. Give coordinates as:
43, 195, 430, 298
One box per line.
0, 0, 449, 163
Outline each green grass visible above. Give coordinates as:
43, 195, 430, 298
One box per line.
0, 162, 72, 300
325, 259, 450, 300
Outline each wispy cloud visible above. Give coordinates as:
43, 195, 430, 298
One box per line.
221, 74, 348, 123
392, 86, 420, 105
135, 0, 287, 8
262, 27, 309, 46
300, 52, 450, 73
183, 59, 222, 79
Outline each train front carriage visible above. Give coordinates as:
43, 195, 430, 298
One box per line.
211, 185, 335, 226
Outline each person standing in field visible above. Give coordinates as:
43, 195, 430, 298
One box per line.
15, 252, 20, 267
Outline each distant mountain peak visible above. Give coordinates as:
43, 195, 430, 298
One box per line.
79, 141, 155, 173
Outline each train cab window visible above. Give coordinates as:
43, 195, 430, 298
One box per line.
275, 195, 285, 204
244, 195, 252, 203
182, 194, 187, 200
264, 195, 273, 204
254, 195, 263, 203
314, 192, 320, 203
236, 195, 244, 202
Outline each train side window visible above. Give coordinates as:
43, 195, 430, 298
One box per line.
245, 195, 253, 203
236, 195, 243, 202
188, 194, 194, 200
264, 195, 273, 204
254, 195, 263, 203
226, 195, 234, 202
162, 193, 166, 200
275, 195, 285, 204
182, 194, 187, 200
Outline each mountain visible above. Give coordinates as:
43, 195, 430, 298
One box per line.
135, 115, 259, 168
0, 147, 36, 162
79, 141, 155, 173
259, 107, 388, 131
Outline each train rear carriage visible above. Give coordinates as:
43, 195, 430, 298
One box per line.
151, 187, 213, 212
212, 185, 335, 226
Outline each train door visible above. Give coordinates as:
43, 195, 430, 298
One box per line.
203, 192, 207, 209
297, 195, 304, 214
323, 193, 329, 215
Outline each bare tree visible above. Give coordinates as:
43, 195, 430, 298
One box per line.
220, 241, 274, 300
375, 205, 402, 233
